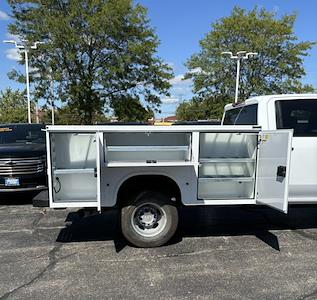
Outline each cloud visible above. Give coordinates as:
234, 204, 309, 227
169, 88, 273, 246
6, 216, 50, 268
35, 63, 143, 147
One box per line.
5, 48, 22, 61
169, 74, 186, 85
169, 73, 193, 87
167, 62, 175, 69
0, 10, 10, 21
168, 73, 193, 98
29, 66, 38, 73
6, 33, 21, 42
161, 97, 180, 104
188, 67, 203, 75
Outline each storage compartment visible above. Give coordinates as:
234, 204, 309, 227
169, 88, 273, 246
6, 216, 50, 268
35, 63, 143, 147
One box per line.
198, 178, 255, 199
104, 132, 191, 163
199, 160, 255, 178
198, 132, 258, 199
51, 133, 96, 169
199, 132, 257, 159
50, 132, 97, 203
53, 173, 97, 202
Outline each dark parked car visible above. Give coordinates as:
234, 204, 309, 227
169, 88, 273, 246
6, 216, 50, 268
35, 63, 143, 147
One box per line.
0, 123, 47, 193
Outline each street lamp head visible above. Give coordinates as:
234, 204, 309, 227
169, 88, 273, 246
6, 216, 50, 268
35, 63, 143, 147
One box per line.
244, 52, 258, 59
221, 51, 233, 56
30, 41, 45, 49
222, 51, 258, 60
236, 51, 247, 55
3, 40, 25, 49
3, 39, 44, 49
3, 40, 16, 44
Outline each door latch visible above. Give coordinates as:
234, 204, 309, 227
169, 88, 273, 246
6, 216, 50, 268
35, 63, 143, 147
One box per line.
277, 165, 286, 178
94, 167, 97, 178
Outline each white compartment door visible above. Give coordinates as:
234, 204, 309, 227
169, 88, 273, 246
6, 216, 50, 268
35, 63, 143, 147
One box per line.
256, 130, 293, 213
48, 131, 101, 209
96, 132, 103, 212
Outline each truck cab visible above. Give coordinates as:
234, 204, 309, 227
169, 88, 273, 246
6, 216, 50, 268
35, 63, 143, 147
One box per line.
222, 94, 317, 203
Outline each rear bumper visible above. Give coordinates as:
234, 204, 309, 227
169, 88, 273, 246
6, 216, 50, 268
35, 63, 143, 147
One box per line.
0, 185, 47, 192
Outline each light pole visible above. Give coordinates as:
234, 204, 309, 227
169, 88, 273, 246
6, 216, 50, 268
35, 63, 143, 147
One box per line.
221, 51, 258, 103
3, 40, 44, 123
50, 73, 55, 125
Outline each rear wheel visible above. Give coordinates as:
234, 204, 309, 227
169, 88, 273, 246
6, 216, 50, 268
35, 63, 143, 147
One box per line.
121, 191, 178, 247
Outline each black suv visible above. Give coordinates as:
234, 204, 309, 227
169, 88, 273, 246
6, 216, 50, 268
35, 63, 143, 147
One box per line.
0, 124, 47, 193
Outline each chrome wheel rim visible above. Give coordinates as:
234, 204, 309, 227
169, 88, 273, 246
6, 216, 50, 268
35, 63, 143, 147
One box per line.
131, 203, 167, 238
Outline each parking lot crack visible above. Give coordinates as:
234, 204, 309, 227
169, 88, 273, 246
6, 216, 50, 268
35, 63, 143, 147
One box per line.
299, 286, 317, 300
293, 229, 317, 242
0, 243, 74, 300
31, 212, 45, 229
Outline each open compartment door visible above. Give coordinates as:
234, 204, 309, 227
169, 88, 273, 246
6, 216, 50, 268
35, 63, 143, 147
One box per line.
96, 132, 103, 212
256, 130, 293, 213
48, 131, 100, 209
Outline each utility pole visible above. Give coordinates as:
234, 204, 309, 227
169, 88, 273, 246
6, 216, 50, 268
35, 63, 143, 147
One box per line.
221, 51, 258, 103
3, 40, 44, 123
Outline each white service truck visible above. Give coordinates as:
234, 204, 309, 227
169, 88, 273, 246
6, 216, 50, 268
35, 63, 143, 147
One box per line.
223, 94, 317, 204
42, 93, 317, 247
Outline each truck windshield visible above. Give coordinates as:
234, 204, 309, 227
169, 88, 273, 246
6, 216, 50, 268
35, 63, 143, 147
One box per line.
223, 104, 258, 125
0, 125, 45, 144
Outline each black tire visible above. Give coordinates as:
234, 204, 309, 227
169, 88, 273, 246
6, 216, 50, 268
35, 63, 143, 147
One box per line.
121, 191, 179, 248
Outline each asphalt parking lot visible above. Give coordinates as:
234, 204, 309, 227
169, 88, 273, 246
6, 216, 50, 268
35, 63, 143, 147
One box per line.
0, 195, 317, 300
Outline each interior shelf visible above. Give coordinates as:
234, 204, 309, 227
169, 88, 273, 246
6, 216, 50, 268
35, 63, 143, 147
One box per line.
199, 158, 255, 163
53, 168, 95, 175
104, 132, 191, 162
53, 198, 97, 202
107, 145, 189, 152
106, 161, 196, 167
198, 176, 255, 199
199, 176, 254, 182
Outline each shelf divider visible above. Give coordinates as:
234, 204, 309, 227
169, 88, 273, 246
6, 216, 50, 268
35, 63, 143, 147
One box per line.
198, 176, 255, 182
199, 158, 255, 163
107, 145, 189, 152
106, 161, 197, 168
53, 168, 95, 175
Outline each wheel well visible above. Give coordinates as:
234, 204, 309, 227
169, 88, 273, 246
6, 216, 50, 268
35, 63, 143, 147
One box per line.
117, 175, 181, 207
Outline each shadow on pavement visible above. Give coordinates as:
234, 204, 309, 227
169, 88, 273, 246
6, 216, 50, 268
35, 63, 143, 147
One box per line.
0, 191, 40, 205
56, 209, 127, 252
56, 204, 317, 252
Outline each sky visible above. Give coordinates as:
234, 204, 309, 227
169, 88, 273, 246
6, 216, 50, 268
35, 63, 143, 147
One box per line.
0, 0, 317, 118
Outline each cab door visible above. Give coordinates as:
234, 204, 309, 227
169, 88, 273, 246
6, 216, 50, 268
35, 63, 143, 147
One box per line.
256, 130, 293, 213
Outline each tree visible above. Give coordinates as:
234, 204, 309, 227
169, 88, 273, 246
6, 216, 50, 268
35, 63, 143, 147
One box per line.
111, 95, 154, 122
38, 103, 110, 125
176, 100, 209, 121
8, 0, 173, 124
180, 6, 315, 120
0, 88, 34, 123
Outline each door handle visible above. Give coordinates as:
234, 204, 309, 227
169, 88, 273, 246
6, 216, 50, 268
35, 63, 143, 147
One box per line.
277, 165, 286, 178
94, 167, 97, 178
